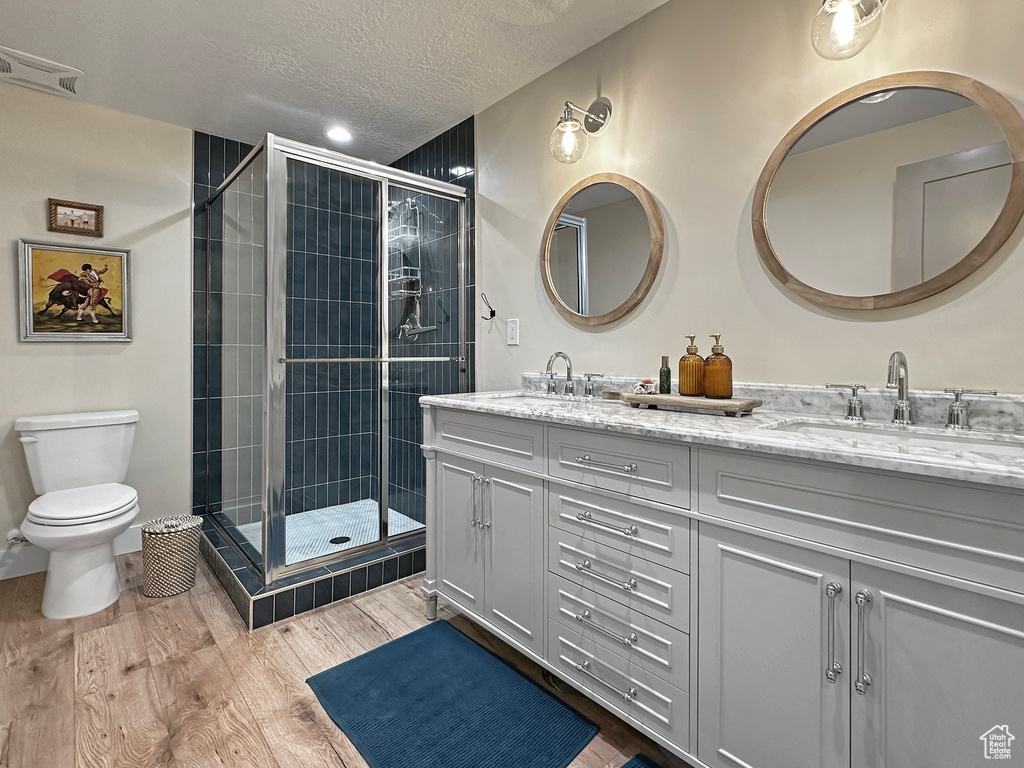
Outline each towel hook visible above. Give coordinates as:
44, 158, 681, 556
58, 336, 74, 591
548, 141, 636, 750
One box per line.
480, 292, 496, 320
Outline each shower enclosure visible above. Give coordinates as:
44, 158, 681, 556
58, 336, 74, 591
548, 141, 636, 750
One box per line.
199, 134, 468, 586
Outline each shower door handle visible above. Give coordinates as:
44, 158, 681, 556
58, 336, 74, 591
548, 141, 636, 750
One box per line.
278, 356, 459, 364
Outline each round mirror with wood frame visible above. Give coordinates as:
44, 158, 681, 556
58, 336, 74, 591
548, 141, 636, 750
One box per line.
541, 173, 664, 326
752, 72, 1024, 310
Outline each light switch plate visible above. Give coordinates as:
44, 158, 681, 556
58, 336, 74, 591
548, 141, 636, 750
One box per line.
507, 318, 520, 346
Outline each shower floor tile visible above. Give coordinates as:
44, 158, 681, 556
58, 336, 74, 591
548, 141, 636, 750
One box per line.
235, 498, 422, 565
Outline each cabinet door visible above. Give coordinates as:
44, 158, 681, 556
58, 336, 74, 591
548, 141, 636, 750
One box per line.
436, 455, 485, 613
698, 524, 849, 768
851, 563, 1024, 767
483, 465, 545, 656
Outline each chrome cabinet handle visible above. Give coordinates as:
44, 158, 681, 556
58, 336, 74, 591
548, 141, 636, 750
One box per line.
575, 610, 638, 647
575, 559, 638, 592
482, 477, 491, 529
576, 510, 639, 538
470, 474, 484, 529
855, 589, 873, 695
575, 454, 638, 473
574, 659, 637, 702
825, 581, 843, 683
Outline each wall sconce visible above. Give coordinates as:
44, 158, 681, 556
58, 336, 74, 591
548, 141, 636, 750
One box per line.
811, 0, 886, 60
549, 98, 612, 164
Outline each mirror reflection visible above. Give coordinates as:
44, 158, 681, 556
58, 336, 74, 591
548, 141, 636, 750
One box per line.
547, 182, 651, 317
765, 86, 1012, 297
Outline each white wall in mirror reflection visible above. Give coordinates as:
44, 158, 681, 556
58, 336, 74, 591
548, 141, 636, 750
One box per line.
767, 104, 1008, 297
549, 195, 650, 317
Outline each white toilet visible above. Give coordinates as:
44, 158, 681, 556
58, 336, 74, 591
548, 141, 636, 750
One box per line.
15, 409, 141, 619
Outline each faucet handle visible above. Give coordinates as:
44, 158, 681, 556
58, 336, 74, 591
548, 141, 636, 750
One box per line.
827, 383, 867, 398
582, 373, 605, 398
943, 388, 997, 431
826, 383, 867, 421
542, 370, 557, 394
944, 387, 998, 400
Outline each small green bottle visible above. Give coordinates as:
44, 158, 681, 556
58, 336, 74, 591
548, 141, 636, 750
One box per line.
659, 355, 671, 394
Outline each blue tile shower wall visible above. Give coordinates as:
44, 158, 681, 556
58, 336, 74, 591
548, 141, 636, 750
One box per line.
193, 133, 255, 522
284, 160, 381, 516
387, 116, 475, 526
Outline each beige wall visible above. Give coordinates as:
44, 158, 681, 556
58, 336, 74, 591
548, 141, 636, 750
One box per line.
475, 0, 1024, 393
0, 82, 193, 541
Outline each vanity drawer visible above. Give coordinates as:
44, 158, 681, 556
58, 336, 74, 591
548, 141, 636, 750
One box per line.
549, 622, 690, 752
699, 448, 1024, 595
548, 575, 689, 688
548, 483, 690, 574
548, 427, 690, 508
549, 529, 689, 627
433, 408, 545, 472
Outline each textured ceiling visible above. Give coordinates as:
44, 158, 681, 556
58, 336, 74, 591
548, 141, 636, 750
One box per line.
2, 0, 669, 163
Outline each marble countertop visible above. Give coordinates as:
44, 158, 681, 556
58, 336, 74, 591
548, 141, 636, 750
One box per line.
420, 390, 1024, 492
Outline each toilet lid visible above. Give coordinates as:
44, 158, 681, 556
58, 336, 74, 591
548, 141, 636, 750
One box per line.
28, 483, 138, 526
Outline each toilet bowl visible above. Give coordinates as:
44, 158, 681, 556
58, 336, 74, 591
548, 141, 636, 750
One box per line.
15, 409, 141, 620
21, 484, 140, 618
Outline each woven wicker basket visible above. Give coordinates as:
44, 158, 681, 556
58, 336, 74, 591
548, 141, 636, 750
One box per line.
141, 515, 203, 598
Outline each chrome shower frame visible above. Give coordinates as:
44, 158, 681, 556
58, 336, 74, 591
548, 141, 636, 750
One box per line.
210, 134, 469, 586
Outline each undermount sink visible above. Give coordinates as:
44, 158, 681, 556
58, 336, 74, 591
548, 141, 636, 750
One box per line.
764, 418, 1024, 459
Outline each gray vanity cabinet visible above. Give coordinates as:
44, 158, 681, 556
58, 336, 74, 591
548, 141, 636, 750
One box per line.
697, 449, 1024, 768
849, 563, 1024, 767
697, 524, 849, 768
435, 452, 546, 657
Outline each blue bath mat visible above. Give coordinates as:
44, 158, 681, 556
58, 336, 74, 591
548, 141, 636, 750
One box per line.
622, 755, 665, 768
307, 620, 597, 768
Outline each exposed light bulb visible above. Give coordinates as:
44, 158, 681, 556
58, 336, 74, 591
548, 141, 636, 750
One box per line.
811, 0, 885, 61
325, 126, 353, 142
549, 117, 588, 164
832, 1, 855, 46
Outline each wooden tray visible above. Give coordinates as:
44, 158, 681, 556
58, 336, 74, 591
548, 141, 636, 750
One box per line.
618, 392, 763, 416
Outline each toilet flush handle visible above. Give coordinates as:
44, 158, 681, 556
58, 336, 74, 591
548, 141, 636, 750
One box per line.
18, 436, 39, 443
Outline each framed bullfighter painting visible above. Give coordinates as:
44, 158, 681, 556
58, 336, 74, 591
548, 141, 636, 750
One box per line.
19, 240, 131, 342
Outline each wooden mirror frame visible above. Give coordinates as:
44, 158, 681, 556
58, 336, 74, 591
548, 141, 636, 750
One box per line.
541, 173, 664, 326
752, 72, 1024, 310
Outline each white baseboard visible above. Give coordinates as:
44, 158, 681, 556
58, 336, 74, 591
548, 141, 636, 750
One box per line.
0, 523, 144, 581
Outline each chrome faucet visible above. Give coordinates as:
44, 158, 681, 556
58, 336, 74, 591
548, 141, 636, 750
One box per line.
546, 351, 574, 395
886, 351, 912, 425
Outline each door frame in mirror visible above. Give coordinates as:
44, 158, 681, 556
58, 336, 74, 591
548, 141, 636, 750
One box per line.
541, 173, 665, 326
752, 71, 1024, 310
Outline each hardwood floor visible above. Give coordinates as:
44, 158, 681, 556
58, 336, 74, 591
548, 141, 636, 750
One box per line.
0, 552, 675, 768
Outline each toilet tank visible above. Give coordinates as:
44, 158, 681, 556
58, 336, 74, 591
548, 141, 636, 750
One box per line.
14, 410, 139, 494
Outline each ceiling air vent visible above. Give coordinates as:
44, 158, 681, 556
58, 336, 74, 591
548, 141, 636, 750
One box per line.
0, 45, 84, 98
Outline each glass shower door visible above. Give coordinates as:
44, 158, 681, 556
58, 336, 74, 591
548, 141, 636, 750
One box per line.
385, 186, 464, 533
277, 158, 385, 569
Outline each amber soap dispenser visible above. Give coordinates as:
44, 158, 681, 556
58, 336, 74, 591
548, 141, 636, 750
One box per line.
704, 333, 733, 399
678, 335, 704, 396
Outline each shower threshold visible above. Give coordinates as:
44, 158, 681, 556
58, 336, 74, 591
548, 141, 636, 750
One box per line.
235, 498, 423, 565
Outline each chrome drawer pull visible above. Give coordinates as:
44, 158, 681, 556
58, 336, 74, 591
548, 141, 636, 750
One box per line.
576, 510, 639, 538
575, 610, 638, 646
575, 559, 638, 592
825, 581, 843, 684
575, 454, 638, 473
574, 659, 637, 702
855, 589, 873, 695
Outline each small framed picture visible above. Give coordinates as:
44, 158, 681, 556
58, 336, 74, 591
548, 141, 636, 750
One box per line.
48, 198, 104, 238
19, 240, 131, 342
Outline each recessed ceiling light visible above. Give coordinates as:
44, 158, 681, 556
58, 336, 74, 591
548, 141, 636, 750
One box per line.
325, 126, 353, 142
